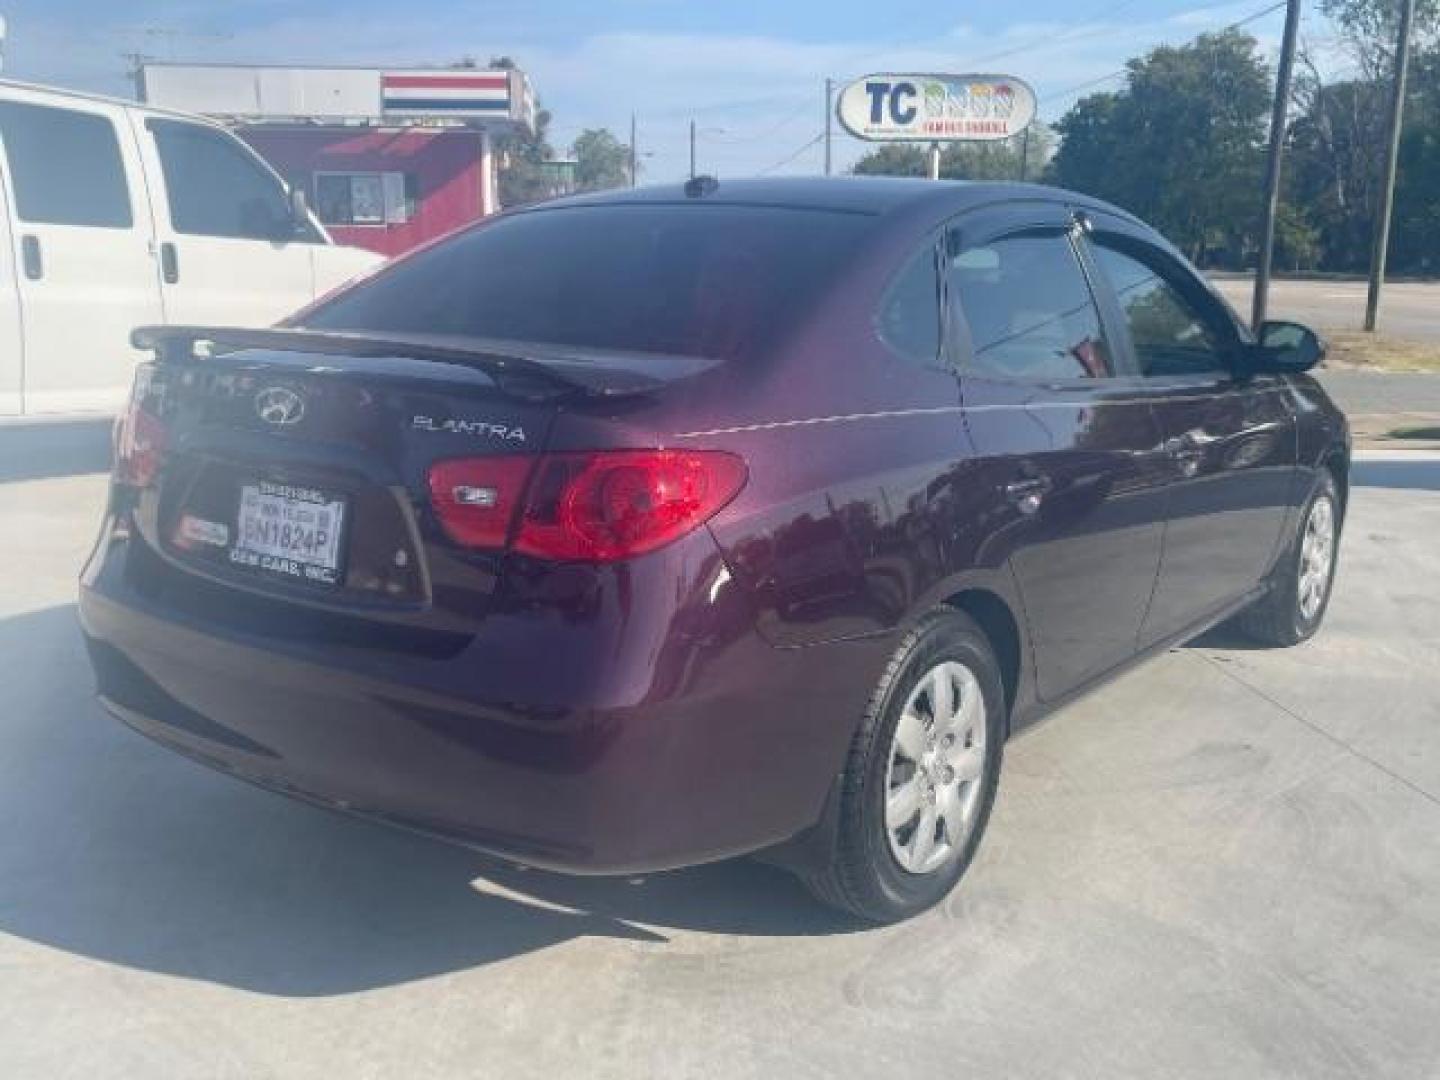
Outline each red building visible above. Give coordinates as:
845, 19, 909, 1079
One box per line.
141, 64, 537, 258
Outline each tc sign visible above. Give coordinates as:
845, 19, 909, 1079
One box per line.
836, 74, 1037, 142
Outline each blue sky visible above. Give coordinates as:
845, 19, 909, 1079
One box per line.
0, 0, 1327, 180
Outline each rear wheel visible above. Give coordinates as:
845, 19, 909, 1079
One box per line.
804, 608, 1004, 923
1235, 472, 1341, 646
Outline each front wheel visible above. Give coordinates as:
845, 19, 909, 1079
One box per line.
803, 608, 1005, 923
1235, 472, 1342, 646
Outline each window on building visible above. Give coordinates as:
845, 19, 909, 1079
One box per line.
948, 231, 1112, 380
0, 101, 132, 228
147, 119, 319, 242
314, 172, 418, 227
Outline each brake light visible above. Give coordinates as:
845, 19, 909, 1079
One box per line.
427, 450, 747, 563
114, 364, 168, 489
427, 456, 535, 549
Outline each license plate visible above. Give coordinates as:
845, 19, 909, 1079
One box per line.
229, 480, 346, 586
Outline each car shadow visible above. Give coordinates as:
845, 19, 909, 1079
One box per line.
0, 419, 113, 483
0, 604, 860, 998
1350, 457, 1440, 492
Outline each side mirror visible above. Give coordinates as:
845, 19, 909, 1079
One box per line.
1246, 320, 1326, 374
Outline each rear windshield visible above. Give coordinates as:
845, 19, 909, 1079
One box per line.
303, 203, 873, 361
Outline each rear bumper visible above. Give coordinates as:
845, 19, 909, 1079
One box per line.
79, 523, 891, 874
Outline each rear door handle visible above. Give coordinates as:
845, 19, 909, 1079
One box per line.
1004, 475, 1051, 515
20, 235, 42, 280
160, 242, 179, 284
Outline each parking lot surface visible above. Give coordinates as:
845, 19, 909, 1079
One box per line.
2, 458, 1437, 1079
1213, 275, 1440, 345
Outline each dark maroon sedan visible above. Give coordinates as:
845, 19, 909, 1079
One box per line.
80, 178, 1348, 922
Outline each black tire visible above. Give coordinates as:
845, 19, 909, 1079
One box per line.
1234, 471, 1342, 647
803, 607, 1005, 923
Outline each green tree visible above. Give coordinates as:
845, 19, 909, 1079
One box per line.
572, 128, 631, 192
850, 126, 1052, 181
478, 56, 556, 208
1320, 0, 1439, 78
1048, 29, 1271, 265
851, 143, 929, 176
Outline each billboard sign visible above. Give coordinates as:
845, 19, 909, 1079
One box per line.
836, 74, 1037, 142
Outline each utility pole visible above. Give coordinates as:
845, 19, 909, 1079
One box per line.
1019, 124, 1032, 182
824, 78, 834, 176
689, 118, 696, 180
629, 112, 637, 188
1252, 0, 1303, 333
1364, 0, 1417, 332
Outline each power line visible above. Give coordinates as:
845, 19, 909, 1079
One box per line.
1038, 0, 1288, 105
758, 133, 825, 175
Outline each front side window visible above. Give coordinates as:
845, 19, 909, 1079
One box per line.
1092, 241, 1232, 377
305, 204, 874, 362
878, 246, 941, 366
147, 119, 316, 242
0, 101, 131, 228
948, 231, 1112, 380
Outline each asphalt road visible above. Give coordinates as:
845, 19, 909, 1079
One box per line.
2, 460, 1438, 1079
1214, 275, 1440, 344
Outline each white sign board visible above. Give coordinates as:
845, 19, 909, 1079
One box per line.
836, 74, 1037, 142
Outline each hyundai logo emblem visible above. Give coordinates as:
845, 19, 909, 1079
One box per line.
255, 386, 305, 426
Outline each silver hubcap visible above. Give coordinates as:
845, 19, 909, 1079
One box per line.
1298, 495, 1336, 620
884, 660, 988, 876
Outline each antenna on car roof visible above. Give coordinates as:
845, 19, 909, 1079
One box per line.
684, 175, 719, 198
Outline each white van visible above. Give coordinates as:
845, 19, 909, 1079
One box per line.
0, 80, 383, 418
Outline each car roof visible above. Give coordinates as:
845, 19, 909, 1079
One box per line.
0, 77, 228, 128
534, 176, 1137, 225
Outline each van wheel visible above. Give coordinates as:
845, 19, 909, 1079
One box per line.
804, 608, 1004, 923
1235, 472, 1341, 647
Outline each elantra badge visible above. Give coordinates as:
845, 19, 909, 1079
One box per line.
255, 386, 306, 426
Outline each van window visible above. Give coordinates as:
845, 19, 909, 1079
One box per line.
948, 231, 1112, 380
0, 102, 132, 228
146, 120, 319, 243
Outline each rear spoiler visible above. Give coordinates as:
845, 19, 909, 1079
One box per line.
131, 325, 719, 401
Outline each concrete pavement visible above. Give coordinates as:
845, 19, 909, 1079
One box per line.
1, 462, 1438, 1079
1214, 275, 1440, 344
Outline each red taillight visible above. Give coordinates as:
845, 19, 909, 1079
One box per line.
114, 364, 168, 489
426, 449, 747, 563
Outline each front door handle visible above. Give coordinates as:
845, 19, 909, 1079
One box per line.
20, 235, 42, 280
160, 242, 179, 284
1004, 475, 1051, 515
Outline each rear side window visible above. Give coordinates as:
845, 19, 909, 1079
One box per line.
1091, 242, 1232, 377
0, 101, 132, 228
878, 247, 942, 366
147, 119, 316, 242
305, 204, 874, 361
948, 231, 1111, 380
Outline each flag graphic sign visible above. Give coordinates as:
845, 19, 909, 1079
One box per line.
380, 72, 512, 117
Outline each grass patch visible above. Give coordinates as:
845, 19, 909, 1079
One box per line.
1324, 331, 1440, 373
1386, 424, 1440, 440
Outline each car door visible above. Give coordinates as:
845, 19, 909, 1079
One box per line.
0, 154, 20, 415
0, 93, 164, 415
1082, 218, 1297, 645
133, 115, 324, 326
946, 205, 1171, 701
